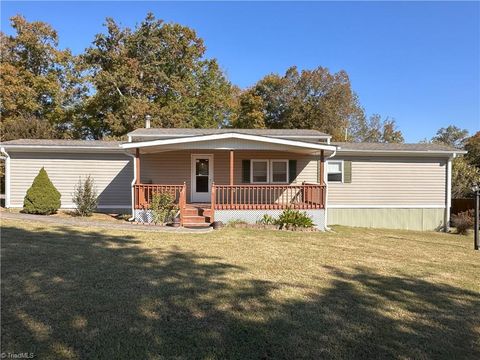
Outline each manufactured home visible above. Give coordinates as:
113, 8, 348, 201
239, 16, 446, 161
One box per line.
0, 128, 464, 230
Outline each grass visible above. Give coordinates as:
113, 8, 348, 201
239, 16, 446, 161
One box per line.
1, 219, 479, 359
3, 208, 130, 222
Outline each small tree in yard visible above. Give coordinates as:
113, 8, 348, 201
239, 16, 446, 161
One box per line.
72, 176, 98, 216
23, 167, 61, 214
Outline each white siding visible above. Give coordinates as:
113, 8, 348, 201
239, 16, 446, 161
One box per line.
9, 152, 133, 209
328, 156, 447, 206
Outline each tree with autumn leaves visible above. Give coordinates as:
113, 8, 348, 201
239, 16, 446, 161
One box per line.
0, 15, 86, 141
1, 13, 407, 142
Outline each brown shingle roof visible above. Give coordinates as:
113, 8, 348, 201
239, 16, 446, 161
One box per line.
1, 139, 122, 148
128, 128, 330, 137
333, 142, 463, 152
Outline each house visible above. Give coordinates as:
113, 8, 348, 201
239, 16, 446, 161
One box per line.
0, 127, 465, 230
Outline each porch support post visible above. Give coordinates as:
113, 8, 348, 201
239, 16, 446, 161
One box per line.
319, 150, 325, 185
135, 148, 142, 209
229, 150, 234, 186
135, 148, 141, 184
229, 150, 234, 208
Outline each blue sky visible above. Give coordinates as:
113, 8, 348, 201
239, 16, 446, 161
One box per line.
1, 1, 479, 142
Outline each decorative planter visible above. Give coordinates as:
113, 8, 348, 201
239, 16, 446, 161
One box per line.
212, 221, 224, 230
172, 218, 181, 228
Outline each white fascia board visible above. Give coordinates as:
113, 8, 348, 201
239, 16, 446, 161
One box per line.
121, 132, 337, 152
335, 149, 466, 157
328, 204, 446, 209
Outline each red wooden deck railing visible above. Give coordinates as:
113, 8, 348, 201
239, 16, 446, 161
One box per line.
134, 184, 185, 209
212, 183, 326, 210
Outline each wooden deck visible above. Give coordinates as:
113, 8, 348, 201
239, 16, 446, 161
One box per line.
134, 183, 326, 226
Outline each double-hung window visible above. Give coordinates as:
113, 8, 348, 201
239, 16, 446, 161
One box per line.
327, 160, 343, 182
270, 160, 288, 183
251, 160, 269, 183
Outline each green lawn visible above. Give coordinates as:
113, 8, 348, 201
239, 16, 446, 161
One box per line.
1, 219, 479, 359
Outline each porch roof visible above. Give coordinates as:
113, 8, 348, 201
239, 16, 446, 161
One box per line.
120, 132, 337, 155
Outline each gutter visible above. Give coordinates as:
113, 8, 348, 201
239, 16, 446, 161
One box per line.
335, 149, 467, 156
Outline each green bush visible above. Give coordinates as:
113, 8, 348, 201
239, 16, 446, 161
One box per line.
23, 167, 61, 215
151, 193, 178, 225
257, 214, 277, 225
276, 208, 314, 230
72, 175, 98, 216
451, 210, 474, 235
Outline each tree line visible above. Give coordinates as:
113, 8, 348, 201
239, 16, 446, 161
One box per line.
1, 13, 403, 142
1, 14, 478, 198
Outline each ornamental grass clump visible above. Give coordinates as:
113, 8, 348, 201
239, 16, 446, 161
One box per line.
72, 176, 98, 216
451, 210, 474, 235
23, 167, 61, 215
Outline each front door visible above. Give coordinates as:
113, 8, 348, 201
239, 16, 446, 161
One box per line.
191, 154, 213, 203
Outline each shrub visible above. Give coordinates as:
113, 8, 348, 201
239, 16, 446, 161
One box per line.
151, 193, 178, 225
72, 176, 98, 216
257, 214, 276, 225
451, 210, 474, 235
23, 167, 61, 215
276, 208, 314, 230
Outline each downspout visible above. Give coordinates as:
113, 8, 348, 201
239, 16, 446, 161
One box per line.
323, 147, 338, 231
124, 150, 136, 221
445, 154, 454, 232
0, 147, 10, 208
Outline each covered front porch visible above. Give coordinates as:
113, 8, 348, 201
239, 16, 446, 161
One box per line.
121, 133, 336, 227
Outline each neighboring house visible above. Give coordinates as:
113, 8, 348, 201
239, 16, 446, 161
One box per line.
0, 128, 465, 230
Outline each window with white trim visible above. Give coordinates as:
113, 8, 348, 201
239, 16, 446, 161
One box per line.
251, 160, 269, 183
327, 160, 343, 182
270, 160, 288, 183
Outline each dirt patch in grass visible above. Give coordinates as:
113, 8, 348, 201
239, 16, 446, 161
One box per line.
1, 220, 479, 359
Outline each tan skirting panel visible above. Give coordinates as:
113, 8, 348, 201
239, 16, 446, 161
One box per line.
327, 208, 445, 231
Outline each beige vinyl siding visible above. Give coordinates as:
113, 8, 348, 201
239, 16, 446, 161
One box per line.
140, 150, 320, 202
328, 156, 447, 206
9, 152, 133, 208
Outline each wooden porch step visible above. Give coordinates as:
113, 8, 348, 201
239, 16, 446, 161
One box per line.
183, 222, 211, 228
182, 215, 207, 224
183, 204, 213, 227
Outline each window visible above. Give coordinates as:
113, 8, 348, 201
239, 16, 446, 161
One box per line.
251, 160, 269, 183
270, 160, 288, 183
327, 160, 343, 182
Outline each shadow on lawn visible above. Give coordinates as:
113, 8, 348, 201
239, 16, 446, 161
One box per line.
1, 225, 479, 359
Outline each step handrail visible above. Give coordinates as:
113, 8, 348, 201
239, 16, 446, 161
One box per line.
179, 182, 186, 226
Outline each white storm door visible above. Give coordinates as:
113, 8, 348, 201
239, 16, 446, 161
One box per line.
191, 154, 213, 203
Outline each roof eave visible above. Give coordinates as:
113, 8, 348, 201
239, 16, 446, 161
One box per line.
1, 144, 123, 152
336, 149, 467, 156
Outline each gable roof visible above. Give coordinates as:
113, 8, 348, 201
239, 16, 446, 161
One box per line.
127, 128, 330, 138
121, 132, 337, 153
